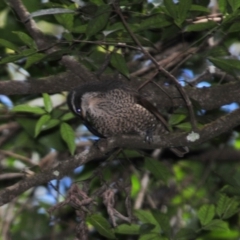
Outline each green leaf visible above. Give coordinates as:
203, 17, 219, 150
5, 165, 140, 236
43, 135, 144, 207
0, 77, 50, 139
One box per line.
178, 0, 192, 24
135, 34, 156, 47
41, 49, 71, 62
138, 14, 171, 31
34, 114, 51, 137
208, 57, 240, 74
139, 233, 162, 240
227, 0, 240, 11
208, 46, 229, 57
42, 119, 60, 131
223, 9, 240, 24
216, 194, 239, 219
175, 122, 192, 131
216, 170, 240, 188
87, 214, 115, 239
114, 224, 140, 235
21, 49, 37, 56
80, 2, 99, 14
134, 210, 160, 233
203, 219, 229, 231
175, 228, 197, 240
139, 223, 155, 235
62, 32, 73, 41
169, 114, 187, 125
190, 5, 210, 13
4, 49, 36, 66
25, 53, 46, 69
87, 0, 105, 6
151, 211, 171, 237
51, 108, 65, 119
72, 24, 87, 33
60, 112, 75, 121
164, 0, 178, 19
12, 105, 46, 115
218, 0, 227, 13
110, 52, 129, 78
54, 12, 74, 30
42, 93, 53, 113
16, 117, 37, 138
145, 157, 171, 183
197, 204, 215, 226
131, 174, 140, 197
38, 129, 66, 151
228, 22, 240, 33
86, 4, 111, 37
123, 150, 142, 158
185, 21, 217, 32
0, 38, 19, 51
12, 31, 36, 49
0, 48, 36, 65
104, 22, 125, 33
60, 122, 76, 155
0, 54, 25, 64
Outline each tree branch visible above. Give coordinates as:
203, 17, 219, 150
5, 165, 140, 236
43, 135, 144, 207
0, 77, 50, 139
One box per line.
1, 108, 240, 206
1, 77, 240, 111
104, 108, 240, 150
0, 146, 104, 206
8, 0, 52, 50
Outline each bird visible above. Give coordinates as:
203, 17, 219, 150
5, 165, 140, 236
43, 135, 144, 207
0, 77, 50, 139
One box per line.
67, 79, 188, 157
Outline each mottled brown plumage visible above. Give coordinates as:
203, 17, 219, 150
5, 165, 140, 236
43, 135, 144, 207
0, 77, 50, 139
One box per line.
68, 80, 188, 157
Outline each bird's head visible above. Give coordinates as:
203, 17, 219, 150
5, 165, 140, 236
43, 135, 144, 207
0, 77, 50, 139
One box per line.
67, 89, 83, 118
68, 84, 107, 120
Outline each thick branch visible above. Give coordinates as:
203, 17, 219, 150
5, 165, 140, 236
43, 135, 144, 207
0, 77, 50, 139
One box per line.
0, 147, 104, 206
0, 72, 80, 95
1, 78, 239, 111
0, 108, 240, 206
193, 148, 240, 162
141, 81, 240, 111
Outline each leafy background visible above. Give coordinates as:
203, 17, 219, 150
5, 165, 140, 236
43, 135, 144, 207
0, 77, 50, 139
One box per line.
1, 0, 240, 239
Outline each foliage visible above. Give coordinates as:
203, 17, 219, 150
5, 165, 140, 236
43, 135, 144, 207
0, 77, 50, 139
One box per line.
0, 0, 240, 239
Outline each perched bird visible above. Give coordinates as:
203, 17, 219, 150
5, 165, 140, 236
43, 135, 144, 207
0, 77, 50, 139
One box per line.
68, 79, 188, 157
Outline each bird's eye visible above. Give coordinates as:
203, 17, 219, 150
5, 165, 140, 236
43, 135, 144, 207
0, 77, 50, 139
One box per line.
76, 108, 81, 114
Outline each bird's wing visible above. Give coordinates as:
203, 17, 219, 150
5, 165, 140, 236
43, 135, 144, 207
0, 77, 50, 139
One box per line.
131, 91, 189, 157
133, 92, 170, 131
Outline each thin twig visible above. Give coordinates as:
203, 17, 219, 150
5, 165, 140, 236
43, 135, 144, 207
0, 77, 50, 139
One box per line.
70, 40, 141, 51
137, 71, 158, 91
152, 81, 173, 100
137, 71, 173, 102
0, 150, 34, 166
